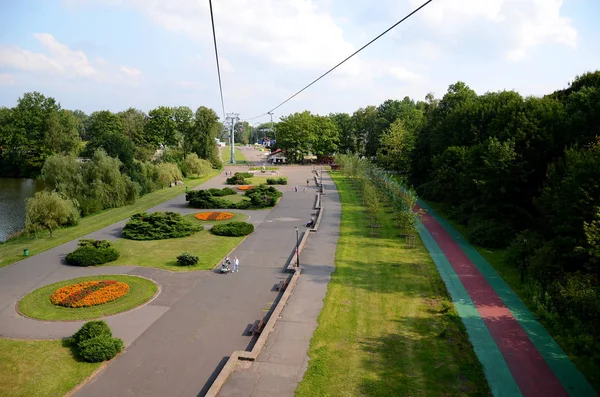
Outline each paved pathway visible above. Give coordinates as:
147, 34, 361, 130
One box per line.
417, 202, 597, 397
219, 172, 341, 396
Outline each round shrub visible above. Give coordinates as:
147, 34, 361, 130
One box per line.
71, 320, 112, 347
122, 212, 203, 240
78, 334, 124, 362
66, 243, 120, 267
177, 252, 199, 266
210, 221, 254, 237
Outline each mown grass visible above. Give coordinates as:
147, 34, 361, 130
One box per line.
18, 275, 157, 321
0, 173, 218, 268
183, 212, 249, 225
0, 338, 101, 397
425, 201, 600, 391
109, 230, 244, 272
296, 174, 491, 397
222, 146, 248, 164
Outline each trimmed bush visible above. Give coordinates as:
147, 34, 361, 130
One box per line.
65, 239, 120, 267
245, 185, 283, 208
207, 187, 237, 196
78, 334, 124, 363
177, 252, 199, 266
235, 172, 253, 179
226, 174, 249, 185
211, 221, 254, 237
71, 320, 112, 347
122, 212, 203, 240
266, 177, 288, 185
187, 185, 279, 210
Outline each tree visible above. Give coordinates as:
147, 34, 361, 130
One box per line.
329, 113, 354, 153
377, 119, 415, 174
350, 106, 378, 156
145, 106, 176, 147
25, 191, 80, 237
311, 115, 339, 158
193, 106, 221, 168
173, 106, 195, 155
156, 163, 183, 188
85, 110, 123, 143
182, 153, 212, 177
276, 111, 315, 163
119, 108, 147, 146
41, 154, 84, 200
234, 121, 251, 145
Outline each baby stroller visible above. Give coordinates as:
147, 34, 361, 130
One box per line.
220, 257, 231, 274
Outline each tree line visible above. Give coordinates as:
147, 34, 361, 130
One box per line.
273, 71, 599, 371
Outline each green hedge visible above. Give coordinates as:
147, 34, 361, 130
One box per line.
177, 252, 199, 266
207, 187, 237, 196
70, 320, 123, 363
210, 221, 254, 237
245, 185, 283, 208
122, 212, 202, 240
65, 239, 120, 267
266, 177, 288, 185
186, 185, 281, 210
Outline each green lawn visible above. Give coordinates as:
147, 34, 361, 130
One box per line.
220, 193, 249, 203
0, 338, 101, 397
18, 275, 157, 321
183, 212, 249, 225
222, 146, 248, 164
296, 175, 491, 397
0, 172, 218, 268
109, 230, 244, 271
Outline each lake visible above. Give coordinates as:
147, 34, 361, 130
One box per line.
0, 179, 44, 242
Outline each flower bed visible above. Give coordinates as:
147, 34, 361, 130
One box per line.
237, 185, 255, 191
50, 280, 130, 308
194, 211, 235, 221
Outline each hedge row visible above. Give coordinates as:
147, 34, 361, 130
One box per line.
186, 184, 282, 210
225, 172, 253, 185
122, 211, 202, 240
266, 177, 287, 185
210, 221, 254, 237
66, 239, 120, 267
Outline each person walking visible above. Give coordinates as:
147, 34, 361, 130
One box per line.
306, 178, 310, 186
233, 256, 239, 272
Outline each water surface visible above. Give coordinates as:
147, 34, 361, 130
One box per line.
0, 179, 44, 242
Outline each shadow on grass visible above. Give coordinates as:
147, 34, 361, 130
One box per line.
359, 313, 491, 397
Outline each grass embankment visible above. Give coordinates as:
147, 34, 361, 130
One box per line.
18, 275, 157, 321
425, 201, 599, 391
296, 174, 491, 397
222, 146, 248, 164
0, 173, 218, 268
109, 230, 244, 272
0, 339, 100, 397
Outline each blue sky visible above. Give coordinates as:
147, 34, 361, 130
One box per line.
1, 0, 599, 125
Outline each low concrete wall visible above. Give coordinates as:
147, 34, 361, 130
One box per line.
310, 206, 324, 232
205, 267, 303, 397
287, 230, 310, 271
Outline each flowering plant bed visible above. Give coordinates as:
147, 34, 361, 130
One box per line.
50, 280, 130, 308
194, 212, 235, 221
237, 185, 255, 191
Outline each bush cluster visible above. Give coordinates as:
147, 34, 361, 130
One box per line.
225, 172, 253, 185
70, 321, 123, 363
186, 185, 281, 209
244, 185, 283, 208
210, 221, 254, 237
122, 212, 202, 240
207, 187, 237, 196
266, 177, 288, 185
177, 252, 199, 266
65, 239, 120, 267
186, 189, 250, 210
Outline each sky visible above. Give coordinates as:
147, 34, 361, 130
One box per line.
0, 0, 599, 124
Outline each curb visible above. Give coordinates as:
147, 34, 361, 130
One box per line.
310, 207, 324, 232
204, 267, 303, 397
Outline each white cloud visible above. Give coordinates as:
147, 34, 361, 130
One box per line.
0, 73, 16, 86
0, 33, 142, 83
219, 57, 235, 74
388, 66, 426, 83
176, 80, 203, 91
409, 0, 577, 62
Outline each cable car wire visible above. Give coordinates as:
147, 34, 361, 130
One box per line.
209, 0, 226, 119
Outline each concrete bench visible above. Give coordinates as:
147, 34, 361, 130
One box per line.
249, 319, 265, 336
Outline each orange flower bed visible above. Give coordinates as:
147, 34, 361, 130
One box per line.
237, 185, 255, 191
194, 212, 235, 221
50, 280, 130, 308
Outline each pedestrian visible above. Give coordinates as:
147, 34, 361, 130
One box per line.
306, 178, 310, 186
233, 256, 239, 272
294, 185, 298, 192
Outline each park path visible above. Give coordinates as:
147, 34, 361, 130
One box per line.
416, 202, 596, 397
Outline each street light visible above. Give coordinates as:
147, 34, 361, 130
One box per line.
295, 226, 300, 268
267, 111, 275, 142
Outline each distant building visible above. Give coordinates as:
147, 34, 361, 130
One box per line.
267, 149, 287, 164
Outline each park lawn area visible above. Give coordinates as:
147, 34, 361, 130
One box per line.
18, 275, 157, 321
296, 174, 491, 397
221, 193, 249, 203
0, 338, 101, 397
0, 172, 218, 269
222, 146, 248, 164
247, 176, 270, 185
425, 201, 599, 391
109, 230, 244, 271
183, 212, 249, 225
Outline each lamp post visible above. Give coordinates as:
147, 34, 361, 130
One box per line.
295, 226, 300, 268
268, 111, 275, 143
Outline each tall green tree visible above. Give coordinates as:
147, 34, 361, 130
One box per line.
145, 106, 176, 147
192, 106, 221, 168
119, 108, 147, 146
329, 113, 354, 153
276, 111, 315, 163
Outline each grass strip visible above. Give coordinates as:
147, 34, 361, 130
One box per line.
222, 146, 248, 164
0, 338, 101, 397
0, 173, 218, 268
18, 275, 157, 321
296, 174, 491, 397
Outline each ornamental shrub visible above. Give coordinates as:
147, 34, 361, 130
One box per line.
65, 239, 120, 267
71, 320, 112, 347
226, 174, 249, 185
177, 252, 199, 266
245, 185, 282, 208
207, 187, 237, 196
266, 177, 288, 185
78, 334, 124, 363
122, 212, 203, 240
211, 221, 254, 237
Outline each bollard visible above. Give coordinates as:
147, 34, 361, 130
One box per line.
23, 249, 29, 257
